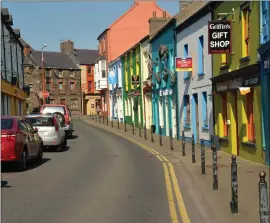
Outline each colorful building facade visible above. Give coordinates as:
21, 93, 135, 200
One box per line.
108, 58, 124, 122
212, 2, 263, 164
122, 43, 143, 128
258, 0, 270, 165
1, 8, 27, 116
150, 19, 177, 137
176, 2, 214, 145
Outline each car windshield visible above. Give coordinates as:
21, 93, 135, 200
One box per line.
26, 117, 55, 127
1, 118, 13, 130
42, 106, 66, 115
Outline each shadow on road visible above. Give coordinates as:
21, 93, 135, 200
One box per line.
44, 146, 70, 153
1, 181, 12, 188
1, 158, 51, 173
68, 135, 79, 140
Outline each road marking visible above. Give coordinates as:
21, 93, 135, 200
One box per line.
163, 162, 179, 223
168, 163, 191, 223
86, 121, 191, 223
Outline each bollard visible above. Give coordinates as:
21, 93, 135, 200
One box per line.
111, 118, 113, 127
212, 135, 218, 190
182, 131, 186, 156
201, 139, 205, 175
132, 123, 135, 135
230, 155, 238, 213
117, 119, 119, 129
192, 134, 196, 163
151, 127, 154, 142
139, 124, 141, 137
107, 117, 108, 125
144, 124, 147, 140
259, 171, 269, 222
159, 126, 163, 146
169, 128, 173, 150
125, 120, 127, 132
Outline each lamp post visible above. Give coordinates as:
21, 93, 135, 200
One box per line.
41, 44, 47, 105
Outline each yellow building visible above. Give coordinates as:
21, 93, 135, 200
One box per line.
1, 8, 27, 116
211, 2, 264, 164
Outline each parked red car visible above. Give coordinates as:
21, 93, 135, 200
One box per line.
1, 116, 43, 171
40, 104, 74, 138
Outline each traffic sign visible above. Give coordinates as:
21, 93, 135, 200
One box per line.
42, 90, 50, 99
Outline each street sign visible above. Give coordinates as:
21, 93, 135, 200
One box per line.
42, 90, 50, 99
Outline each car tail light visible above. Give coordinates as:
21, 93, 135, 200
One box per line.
53, 117, 59, 131
65, 116, 70, 125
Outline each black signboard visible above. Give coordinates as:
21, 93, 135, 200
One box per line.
132, 75, 140, 85
243, 75, 261, 87
208, 21, 232, 54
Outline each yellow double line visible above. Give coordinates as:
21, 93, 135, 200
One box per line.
87, 121, 191, 223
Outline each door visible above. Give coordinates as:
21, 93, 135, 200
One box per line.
133, 96, 139, 127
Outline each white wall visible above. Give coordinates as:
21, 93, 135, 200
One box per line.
176, 12, 213, 142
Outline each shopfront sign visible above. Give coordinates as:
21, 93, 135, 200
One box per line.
243, 75, 261, 87
175, 57, 192, 71
208, 21, 232, 54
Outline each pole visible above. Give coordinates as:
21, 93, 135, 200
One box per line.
125, 120, 127, 132
259, 171, 269, 222
159, 126, 163, 146
230, 155, 238, 213
42, 49, 45, 105
139, 123, 141, 137
182, 130, 186, 156
144, 124, 147, 139
201, 139, 205, 174
212, 135, 218, 190
169, 128, 173, 150
192, 133, 196, 163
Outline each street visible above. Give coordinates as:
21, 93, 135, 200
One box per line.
2, 120, 172, 223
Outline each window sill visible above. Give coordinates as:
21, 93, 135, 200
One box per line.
219, 136, 229, 142
220, 64, 229, 70
197, 72, 205, 76
239, 56, 250, 63
202, 126, 209, 130
241, 141, 256, 148
184, 125, 191, 129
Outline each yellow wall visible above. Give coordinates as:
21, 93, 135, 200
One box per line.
1, 80, 27, 116
213, 2, 263, 164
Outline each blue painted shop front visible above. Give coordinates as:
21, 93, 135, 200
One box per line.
151, 21, 177, 137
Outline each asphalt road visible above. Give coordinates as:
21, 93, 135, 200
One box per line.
1, 119, 171, 223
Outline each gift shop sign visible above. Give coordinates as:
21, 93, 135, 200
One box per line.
208, 21, 232, 54
175, 57, 192, 71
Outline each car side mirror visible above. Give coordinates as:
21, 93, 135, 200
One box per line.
34, 128, 38, 133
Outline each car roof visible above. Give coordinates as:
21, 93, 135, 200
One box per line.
25, 114, 54, 118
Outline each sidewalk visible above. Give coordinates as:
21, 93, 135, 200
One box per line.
84, 117, 269, 223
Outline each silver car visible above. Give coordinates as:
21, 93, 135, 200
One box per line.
25, 114, 67, 152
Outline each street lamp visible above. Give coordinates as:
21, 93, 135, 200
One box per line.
41, 44, 47, 105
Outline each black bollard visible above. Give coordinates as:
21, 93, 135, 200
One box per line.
159, 126, 163, 146
125, 120, 127, 132
259, 171, 269, 222
139, 124, 141, 137
212, 135, 218, 190
192, 134, 196, 163
117, 119, 119, 129
169, 128, 173, 150
111, 117, 113, 127
201, 139, 205, 175
132, 123, 135, 135
144, 124, 147, 140
151, 126, 154, 142
230, 155, 238, 213
182, 131, 186, 156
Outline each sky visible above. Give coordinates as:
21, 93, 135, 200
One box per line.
2, 1, 179, 52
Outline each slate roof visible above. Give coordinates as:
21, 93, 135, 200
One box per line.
73, 49, 99, 65
30, 51, 80, 70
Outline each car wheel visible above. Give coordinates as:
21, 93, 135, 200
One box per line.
56, 140, 64, 152
37, 144, 43, 163
17, 149, 28, 171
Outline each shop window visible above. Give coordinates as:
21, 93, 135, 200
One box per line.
222, 93, 228, 137
242, 5, 250, 57
246, 89, 255, 142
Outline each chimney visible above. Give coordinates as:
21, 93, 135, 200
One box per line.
24, 45, 32, 56
60, 40, 74, 53
149, 11, 171, 35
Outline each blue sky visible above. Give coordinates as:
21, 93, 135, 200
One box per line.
2, 1, 179, 52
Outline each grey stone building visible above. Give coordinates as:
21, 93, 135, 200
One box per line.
23, 41, 82, 115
